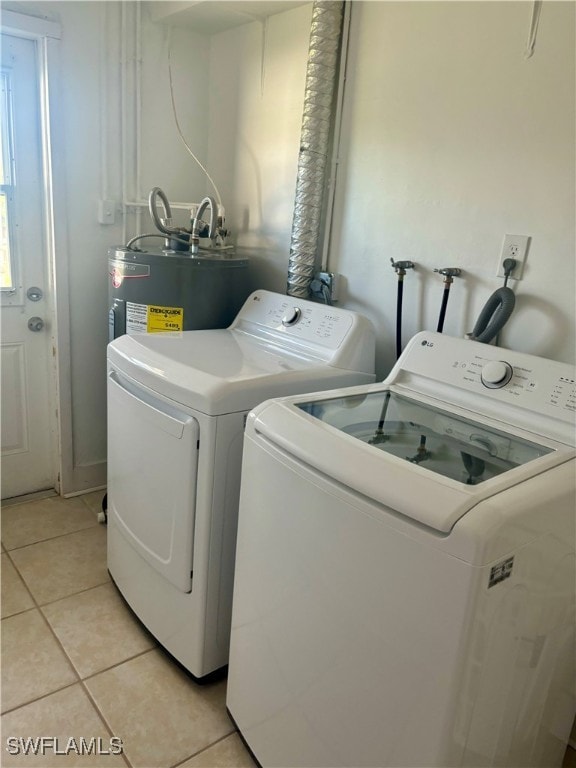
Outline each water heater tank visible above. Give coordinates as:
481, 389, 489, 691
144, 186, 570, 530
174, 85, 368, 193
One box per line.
108, 247, 250, 340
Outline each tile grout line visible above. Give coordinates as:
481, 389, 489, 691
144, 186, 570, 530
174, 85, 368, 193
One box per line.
2, 551, 83, 717
169, 731, 239, 768
1, 519, 101, 554
2, 496, 241, 767
36, 578, 113, 609
79, 645, 238, 768
1, 548, 37, 617
6, 549, 81, 683
1, 489, 104, 552
80, 646, 158, 685
78, 678, 133, 768
2, 524, 134, 766
0, 680, 80, 717
3, 543, 111, 612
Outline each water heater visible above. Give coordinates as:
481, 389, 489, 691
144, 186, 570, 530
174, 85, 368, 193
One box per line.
108, 246, 250, 339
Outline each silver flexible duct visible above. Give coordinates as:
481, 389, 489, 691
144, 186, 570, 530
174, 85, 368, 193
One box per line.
287, 1, 344, 298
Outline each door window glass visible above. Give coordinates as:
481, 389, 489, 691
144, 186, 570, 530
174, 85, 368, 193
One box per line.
1, 71, 15, 291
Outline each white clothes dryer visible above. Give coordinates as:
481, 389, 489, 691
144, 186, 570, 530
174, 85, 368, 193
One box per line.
106, 290, 375, 680
227, 331, 576, 767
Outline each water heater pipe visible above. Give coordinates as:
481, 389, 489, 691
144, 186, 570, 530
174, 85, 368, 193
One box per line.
287, 1, 344, 298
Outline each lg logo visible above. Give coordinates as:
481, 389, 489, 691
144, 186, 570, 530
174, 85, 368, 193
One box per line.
420, 340, 434, 348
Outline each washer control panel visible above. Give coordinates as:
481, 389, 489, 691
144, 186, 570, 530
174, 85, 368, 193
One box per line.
456, 357, 575, 413
393, 332, 576, 443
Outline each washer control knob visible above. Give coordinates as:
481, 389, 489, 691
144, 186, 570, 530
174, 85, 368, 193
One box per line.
281, 307, 302, 326
481, 360, 513, 389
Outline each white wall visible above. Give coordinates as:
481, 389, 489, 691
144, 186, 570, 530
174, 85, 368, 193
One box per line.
332, 1, 575, 377
207, 3, 313, 292
208, 1, 575, 378
4, 0, 574, 491
139, 7, 211, 216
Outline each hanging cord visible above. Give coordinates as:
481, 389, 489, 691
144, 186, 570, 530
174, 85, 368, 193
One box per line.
502, 257, 517, 288
468, 288, 516, 343
525, 1, 543, 59
495, 257, 517, 345
167, 29, 222, 207
390, 258, 415, 359
468, 259, 517, 344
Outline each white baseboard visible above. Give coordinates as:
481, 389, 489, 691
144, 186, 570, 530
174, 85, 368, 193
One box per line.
61, 460, 106, 497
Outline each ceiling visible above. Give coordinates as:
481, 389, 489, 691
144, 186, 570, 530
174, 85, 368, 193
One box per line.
147, 1, 309, 35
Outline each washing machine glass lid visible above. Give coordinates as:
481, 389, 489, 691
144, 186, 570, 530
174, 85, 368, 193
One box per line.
297, 390, 553, 486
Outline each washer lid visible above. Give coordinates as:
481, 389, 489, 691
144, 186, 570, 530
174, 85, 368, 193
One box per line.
296, 389, 553, 482
107, 329, 361, 415
248, 386, 574, 533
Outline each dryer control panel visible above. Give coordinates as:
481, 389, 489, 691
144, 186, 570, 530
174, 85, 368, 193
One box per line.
231, 290, 376, 374
235, 291, 353, 347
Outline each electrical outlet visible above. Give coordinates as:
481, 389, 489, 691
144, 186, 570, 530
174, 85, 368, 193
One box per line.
311, 271, 339, 302
98, 199, 116, 225
496, 234, 530, 280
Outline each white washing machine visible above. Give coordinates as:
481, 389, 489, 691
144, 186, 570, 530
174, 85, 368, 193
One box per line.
106, 289, 375, 680
227, 331, 576, 767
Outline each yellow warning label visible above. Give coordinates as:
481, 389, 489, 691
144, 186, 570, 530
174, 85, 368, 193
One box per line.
146, 305, 184, 333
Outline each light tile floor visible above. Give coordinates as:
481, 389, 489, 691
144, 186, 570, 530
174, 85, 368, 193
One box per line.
1, 493, 256, 768
2, 493, 575, 768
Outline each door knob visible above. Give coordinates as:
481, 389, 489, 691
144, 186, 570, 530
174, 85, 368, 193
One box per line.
27, 316, 44, 332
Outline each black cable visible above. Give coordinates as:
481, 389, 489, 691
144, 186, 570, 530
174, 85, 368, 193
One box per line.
437, 285, 451, 333
433, 268, 460, 333
396, 278, 404, 360
377, 392, 391, 433
461, 452, 485, 484
503, 257, 517, 288
390, 259, 414, 359
369, 392, 391, 445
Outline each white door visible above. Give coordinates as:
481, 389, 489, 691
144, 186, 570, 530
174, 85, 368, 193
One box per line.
1, 34, 55, 499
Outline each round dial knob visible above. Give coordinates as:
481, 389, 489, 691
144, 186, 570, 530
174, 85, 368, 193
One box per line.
281, 307, 301, 327
481, 360, 513, 389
